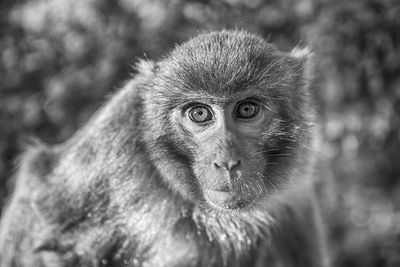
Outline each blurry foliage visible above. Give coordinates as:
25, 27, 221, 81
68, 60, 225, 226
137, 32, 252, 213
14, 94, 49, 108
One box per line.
0, 0, 399, 266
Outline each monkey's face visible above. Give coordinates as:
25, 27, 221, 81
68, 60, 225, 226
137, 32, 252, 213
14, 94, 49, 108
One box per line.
171, 96, 276, 210
144, 31, 312, 213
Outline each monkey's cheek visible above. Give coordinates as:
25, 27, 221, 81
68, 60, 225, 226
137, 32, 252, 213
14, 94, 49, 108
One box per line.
203, 189, 253, 210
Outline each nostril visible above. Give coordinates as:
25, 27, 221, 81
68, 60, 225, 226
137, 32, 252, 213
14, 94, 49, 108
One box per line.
213, 162, 221, 169
215, 184, 231, 192
227, 159, 241, 170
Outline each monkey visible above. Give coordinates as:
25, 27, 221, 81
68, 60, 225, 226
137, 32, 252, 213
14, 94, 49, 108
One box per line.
0, 30, 329, 267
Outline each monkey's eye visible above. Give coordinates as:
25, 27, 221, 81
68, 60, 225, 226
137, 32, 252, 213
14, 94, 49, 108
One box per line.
189, 106, 213, 123
235, 101, 260, 119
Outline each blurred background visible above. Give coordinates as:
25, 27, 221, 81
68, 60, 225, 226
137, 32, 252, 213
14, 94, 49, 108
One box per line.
0, 0, 399, 266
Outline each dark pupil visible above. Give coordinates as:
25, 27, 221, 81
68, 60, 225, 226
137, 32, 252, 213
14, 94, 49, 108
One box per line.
238, 103, 258, 118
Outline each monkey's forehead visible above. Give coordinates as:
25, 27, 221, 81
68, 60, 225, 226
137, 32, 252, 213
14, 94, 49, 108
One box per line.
166, 30, 279, 76
155, 65, 300, 100
153, 31, 302, 95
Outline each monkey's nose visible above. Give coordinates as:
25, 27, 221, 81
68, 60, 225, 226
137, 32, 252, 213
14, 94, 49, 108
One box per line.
213, 159, 241, 171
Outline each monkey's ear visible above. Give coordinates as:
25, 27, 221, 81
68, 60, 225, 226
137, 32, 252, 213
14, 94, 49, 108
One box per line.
133, 59, 157, 76
289, 46, 315, 82
289, 46, 312, 59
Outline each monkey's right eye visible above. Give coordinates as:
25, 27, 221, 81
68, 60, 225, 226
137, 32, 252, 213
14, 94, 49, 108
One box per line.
188, 106, 213, 123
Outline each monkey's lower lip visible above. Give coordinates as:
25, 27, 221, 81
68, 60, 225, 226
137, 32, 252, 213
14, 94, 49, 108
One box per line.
203, 189, 251, 210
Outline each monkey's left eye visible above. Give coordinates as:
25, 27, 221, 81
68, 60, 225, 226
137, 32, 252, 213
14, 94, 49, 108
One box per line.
235, 101, 260, 119
189, 106, 213, 123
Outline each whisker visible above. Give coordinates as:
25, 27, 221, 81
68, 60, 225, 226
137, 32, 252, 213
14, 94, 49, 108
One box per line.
255, 171, 278, 193
264, 153, 293, 157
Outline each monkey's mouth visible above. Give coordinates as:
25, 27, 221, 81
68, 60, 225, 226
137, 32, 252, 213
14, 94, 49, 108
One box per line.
203, 189, 253, 210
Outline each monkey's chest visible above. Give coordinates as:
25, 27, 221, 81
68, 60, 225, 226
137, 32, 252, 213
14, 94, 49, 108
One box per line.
136, 230, 258, 267
140, 234, 200, 267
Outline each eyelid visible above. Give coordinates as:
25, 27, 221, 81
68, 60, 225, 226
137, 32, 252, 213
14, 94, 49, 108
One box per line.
187, 104, 213, 115
182, 102, 211, 112
235, 97, 262, 107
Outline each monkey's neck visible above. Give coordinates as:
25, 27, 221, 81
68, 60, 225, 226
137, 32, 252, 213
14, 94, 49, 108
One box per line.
117, 190, 271, 266
192, 204, 273, 256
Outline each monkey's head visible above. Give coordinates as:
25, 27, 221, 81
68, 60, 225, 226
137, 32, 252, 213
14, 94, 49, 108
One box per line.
142, 30, 314, 213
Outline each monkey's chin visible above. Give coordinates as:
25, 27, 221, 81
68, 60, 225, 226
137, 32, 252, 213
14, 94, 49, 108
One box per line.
203, 189, 254, 211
